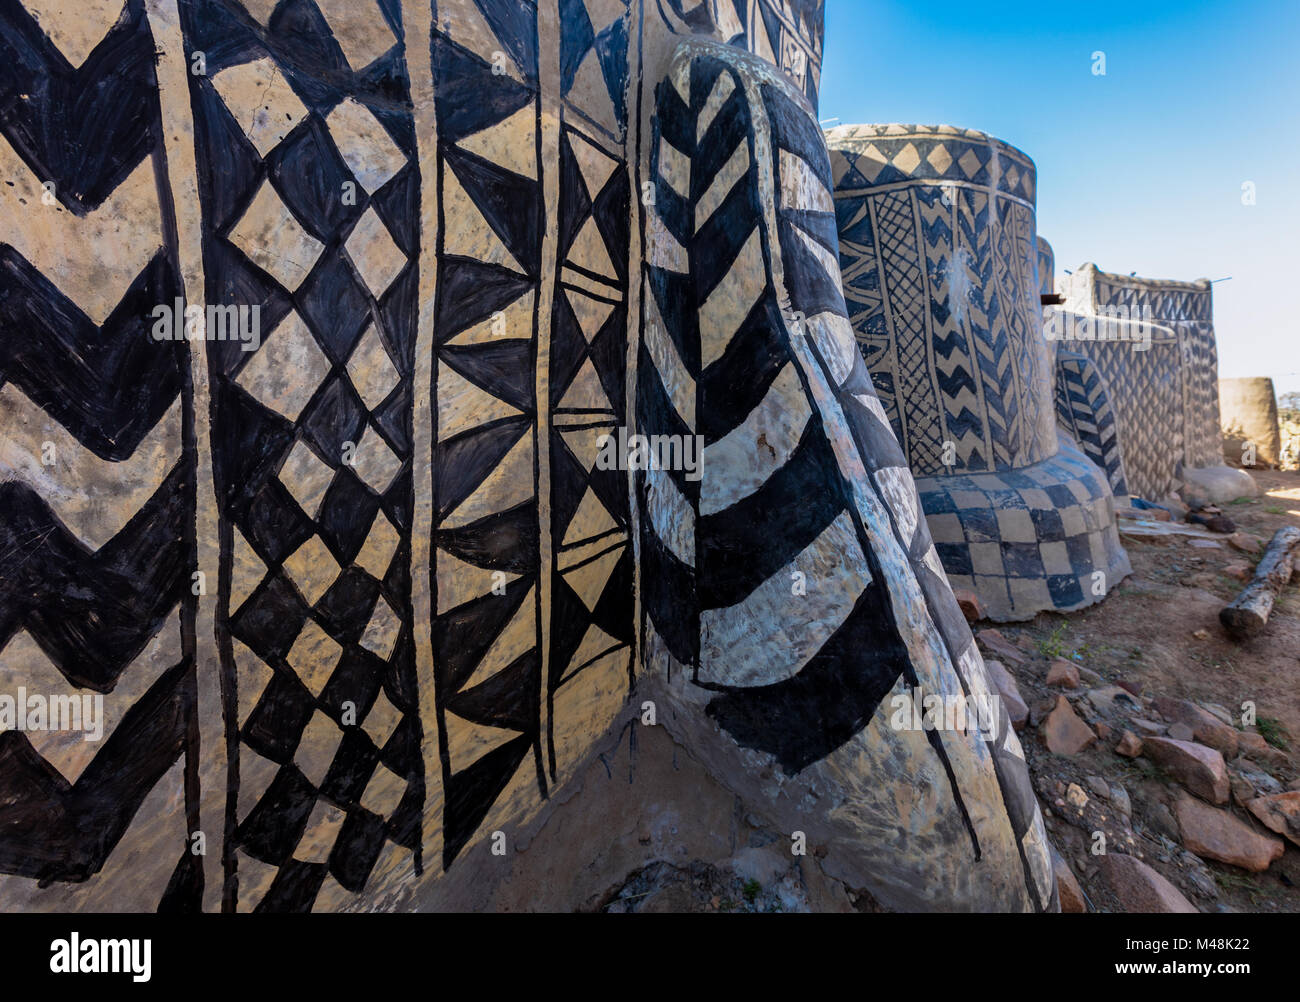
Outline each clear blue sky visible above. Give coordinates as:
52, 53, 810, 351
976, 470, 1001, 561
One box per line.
818, 0, 1300, 399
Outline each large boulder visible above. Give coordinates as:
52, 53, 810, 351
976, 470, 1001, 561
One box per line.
1143, 737, 1230, 804
1098, 854, 1198, 913
1175, 796, 1284, 872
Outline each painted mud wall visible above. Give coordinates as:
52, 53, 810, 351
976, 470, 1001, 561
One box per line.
1054, 263, 1255, 504
1219, 376, 1280, 469
823, 126, 1130, 622
0, 0, 1054, 912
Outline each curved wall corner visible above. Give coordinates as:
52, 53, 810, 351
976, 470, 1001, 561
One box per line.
1036, 235, 1054, 296
639, 49, 1055, 912
825, 125, 1130, 622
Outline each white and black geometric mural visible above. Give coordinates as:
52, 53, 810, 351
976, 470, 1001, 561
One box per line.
0, 0, 1055, 913
1053, 263, 1255, 504
825, 125, 1131, 621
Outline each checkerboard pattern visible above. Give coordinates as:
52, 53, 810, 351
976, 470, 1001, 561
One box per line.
920, 435, 1132, 622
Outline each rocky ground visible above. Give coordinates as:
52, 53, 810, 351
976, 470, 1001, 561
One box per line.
976, 467, 1300, 913
600, 469, 1300, 914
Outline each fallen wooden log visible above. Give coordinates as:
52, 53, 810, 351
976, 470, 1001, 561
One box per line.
1220, 527, 1300, 638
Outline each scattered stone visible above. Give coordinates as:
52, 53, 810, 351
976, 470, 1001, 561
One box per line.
1115, 730, 1144, 757
1161, 496, 1191, 518
1052, 850, 1087, 913
1109, 784, 1132, 817
1131, 718, 1166, 736
1174, 797, 1284, 872
1239, 731, 1265, 753
1236, 733, 1289, 768
1098, 853, 1198, 912
1030, 697, 1055, 730
1046, 659, 1080, 689
1077, 665, 1105, 686
1188, 511, 1236, 533
1142, 737, 1230, 804
1168, 722, 1195, 742
1086, 685, 1141, 717
1201, 703, 1235, 727
1274, 847, 1300, 888
1289, 778, 1300, 793
1191, 628, 1211, 639
1177, 851, 1221, 899
982, 659, 1028, 730
1043, 695, 1098, 756
1066, 783, 1089, 809
1238, 732, 1272, 758
1229, 759, 1284, 798
1085, 775, 1110, 800
1244, 792, 1300, 848
1187, 871, 1220, 900
1116, 679, 1144, 697
1222, 562, 1252, 582
1146, 800, 1180, 842
1187, 539, 1222, 550
951, 588, 984, 623
1230, 774, 1257, 808
1095, 722, 1114, 741
976, 628, 1026, 666
1154, 696, 1239, 758
1227, 532, 1262, 554
1116, 505, 1172, 522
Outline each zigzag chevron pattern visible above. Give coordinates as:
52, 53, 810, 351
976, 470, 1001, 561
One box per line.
0, 0, 199, 909
640, 52, 1057, 921
699, 0, 824, 108
1094, 277, 1212, 324
828, 126, 1057, 480
971, 190, 1025, 468
642, 53, 918, 774
955, 186, 1003, 470
1055, 349, 1129, 497
1003, 198, 1054, 466
0, 0, 1071, 915
1179, 321, 1224, 470
917, 186, 983, 472
764, 64, 1054, 909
